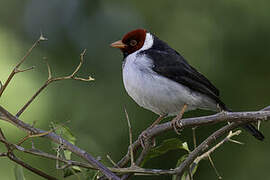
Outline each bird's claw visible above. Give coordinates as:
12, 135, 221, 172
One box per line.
139, 130, 155, 149
172, 104, 186, 135
139, 131, 147, 149
172, 118, 182, 135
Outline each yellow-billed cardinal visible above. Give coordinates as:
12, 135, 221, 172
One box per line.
111, 29, 264, 141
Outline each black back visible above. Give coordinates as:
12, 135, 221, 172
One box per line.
140, 34, 227, 110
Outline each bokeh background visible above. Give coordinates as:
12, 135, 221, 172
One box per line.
0, 0, 270, 179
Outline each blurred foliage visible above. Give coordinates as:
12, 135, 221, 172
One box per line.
14, 165, 26, 180
143, 138, 190, 166
50, 122, 82, 178
0, 0, 270, 179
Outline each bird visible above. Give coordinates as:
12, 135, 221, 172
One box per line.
110, 28, 264, 141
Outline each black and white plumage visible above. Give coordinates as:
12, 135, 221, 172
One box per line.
111, 29, 264, 141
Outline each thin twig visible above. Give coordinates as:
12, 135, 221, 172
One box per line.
0, 152, 7, 157
114, 110, 270, 172
0, 106, 120, 180
15, 66, 35, 73
192, 127, 197, 149
257, 120, 261, 130
0, 128, 58, 180
120, 138, 152, 180
9, 143, 177, 175
99, 107, 270, 180
188, 168, 193, 180
16, 49, 94, 117
124, 108, 135, 166
1, 103, 270, 179
106, 154, 119, 168
16, 129, 54, 146
208, 155, 222, 179
174, 122, 242, 177
194, 130, 242, 164
8, 153, 58, 180
0, 35, 46, 97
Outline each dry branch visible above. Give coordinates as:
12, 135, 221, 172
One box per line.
174, 122, 241, 179
0, 128, 58, 180
98, 106, 270, 180
0, 35, 46, 97
1, 102, 269, 179
115, 108, 270, 170
16, 49, 94, 117
0, 106, 120, 180
0, 39, 118, 179
1, 34, 269, 180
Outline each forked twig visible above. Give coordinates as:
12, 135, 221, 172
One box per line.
208, 155, 222, 179
0, 35, 47, 97
107, 154, 119, 168
16, 49, 94, 117
0, 128, 58, 180
194, 130, 242, 164
16, 129, 54, 147
0, 106, 120, 180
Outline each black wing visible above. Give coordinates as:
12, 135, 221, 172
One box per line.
141, 35, 265, 140
141, 47, 226, 109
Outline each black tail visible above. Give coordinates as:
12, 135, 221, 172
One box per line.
218, 102, 264, 141
242, 124, 264, 141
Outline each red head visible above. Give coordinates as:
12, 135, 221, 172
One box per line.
111, 29, 147, 55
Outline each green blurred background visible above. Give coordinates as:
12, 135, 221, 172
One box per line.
0, 0, 270, 179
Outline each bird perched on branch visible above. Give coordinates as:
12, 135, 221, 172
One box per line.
111, 29, 264, 141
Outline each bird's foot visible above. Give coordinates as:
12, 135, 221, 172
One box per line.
172, 104, 187, 135
171, 117, 182, 135
138, 114, 167, 148
138, 129, 155, 149
220, 110, 227, 116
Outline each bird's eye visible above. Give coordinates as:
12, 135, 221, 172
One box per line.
130, 40, 137, 46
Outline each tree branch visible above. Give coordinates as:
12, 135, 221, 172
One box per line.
98, 106, 270, 180
1, 104, 269, 179
16, 49, 94, 117
174, 122, 241, 178
115, 108, 270, 169
0, 35, 46, 97
0, 106, 120, 180
0, 128, 58, 180
11, 142, 177, 175
194, 130, 242, 165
